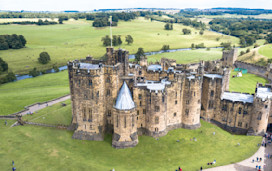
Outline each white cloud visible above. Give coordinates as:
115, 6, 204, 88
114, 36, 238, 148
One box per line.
0, 0, 272, 11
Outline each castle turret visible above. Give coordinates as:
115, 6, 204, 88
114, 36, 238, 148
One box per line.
222, 48, 238, 67
112, 82, 138, 148
182, 75, 202, 129
140, 56, 148, 67
248, 96, 271, 136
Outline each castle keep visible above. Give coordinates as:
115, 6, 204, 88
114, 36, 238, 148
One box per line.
68, 47, 272, 148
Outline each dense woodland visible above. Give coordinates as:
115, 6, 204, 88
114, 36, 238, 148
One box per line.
209, 18, 272, 47
0, 34, 27, 50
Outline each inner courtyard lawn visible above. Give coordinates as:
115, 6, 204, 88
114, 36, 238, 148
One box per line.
0, 70, 69, 115
229, 71, 269, 94
0, 118, 261, 171
0, 17, 239, 74
147, 48, 223, 63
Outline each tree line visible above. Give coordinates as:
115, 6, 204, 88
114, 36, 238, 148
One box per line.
0, 57, 16, 84
0, 34, 27, 50
0, 19, 58, 26
101, 35, 133, 46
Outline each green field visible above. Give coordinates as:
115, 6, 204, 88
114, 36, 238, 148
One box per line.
258, 44, 272, 59
147, 48, 223, 63
23, 99, 72, 125
0, 70, 69, 115
0, 18, 239, 74
0, 117, 261, 171
229, 71, 269, 94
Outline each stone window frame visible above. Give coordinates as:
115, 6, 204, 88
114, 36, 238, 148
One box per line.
210, 90, 214, 97
238, 122, 242, 127
155, 116, 159, 124
155, 106, 160, 112
143, 109, 146, 114
138, 94, 142, 100
175, 100, 178, 105
185, 109, 189, 116
173, 113, 177, 117
257, 112, 262, 120
238, 107, 242, 114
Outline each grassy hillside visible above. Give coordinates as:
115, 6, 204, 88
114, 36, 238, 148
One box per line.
147, 48, 223, 64
0, 70, 69, 115
229, 71, 269, 94
0, 18, 239, 74
258, 44, 272, 59
0, 118, 261, 171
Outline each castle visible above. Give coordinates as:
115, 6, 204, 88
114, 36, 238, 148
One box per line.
68, 47, 272, 148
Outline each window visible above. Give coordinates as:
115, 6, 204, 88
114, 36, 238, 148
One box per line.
238, 107, 242, 114
186, 100, 189, 104
173, 113, 177, 117
175, 100, 178, 105
176, 92, 178, 98
155, 117, 159, 124
107, 89, 110, 96
194, 92, 195, 96
155, 106, 160, 112
257, 113, 262, 120
185, 109, 189, 116
88, 109, 92, 122
90, 125, 93, 130
210, 90, 214, 97
245, 123, 248, 128
162, 96, 165, 103
140, 101, 142, 106
106, 77, 110, 83
83, 108, 86, 121
265, 105, 268, 108
143, 109, 146, 114
107, 110, 111, 117
137, 110, 139, 115
132, 117, 134, 127
124, 116, 126, 128
139, 71, 142, 75
116, 115, 119, 127
155, 128, 159, 132
84, 94, 88, 99
238, 122, 242, 127
89, 80, 92, 86
78, 80, 81, 87
208, 100, 213, 109
138, 94, 142, 100
97, 91, 99, 98
243, 109, 248, 114
222, 104, 227, 111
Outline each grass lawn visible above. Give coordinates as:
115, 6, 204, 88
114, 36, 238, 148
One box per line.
23, 99, 72, 125
147, 48, 223, 64
0, 70, 69, 115
0, 117, 261, 171
258, 44, 272, 59
229, 71, 269, 94
0, 17, 239, 74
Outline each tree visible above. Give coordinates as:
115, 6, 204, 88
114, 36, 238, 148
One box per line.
38, 52, 51, 64
5, 72, 16, 82
117, 35, 122, 45
101, 35, 111, 46
246, 48, 250, 53
182, 28, 191, 35
135, 48, 145, 62
125, 35, 133, 44
164, 23, 173, 30
161, 45, 170, 51
19, 35, 26, 46
191, 43, 195, 49
0, 57, 8, 74
0, 37, 9, 50
220, 42, 232, 50
29, 68, 40, 77
199, 30, 204, 35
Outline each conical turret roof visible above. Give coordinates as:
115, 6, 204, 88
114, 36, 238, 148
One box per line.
115, 82, 135, 110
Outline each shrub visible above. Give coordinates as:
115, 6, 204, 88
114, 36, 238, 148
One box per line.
29, 68, 40, 77
182, 28, 191, 35
38, 52, 51, 64
135, 48, 145, 62
240, 51, 245, 56
161, 45, 170, 51
246, 48, 250, 53
195, 43, 205, 48
125, 35, 133, 45
164, 23, 173, 30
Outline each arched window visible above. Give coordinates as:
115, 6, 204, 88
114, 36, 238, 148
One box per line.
257, 112, 262, 120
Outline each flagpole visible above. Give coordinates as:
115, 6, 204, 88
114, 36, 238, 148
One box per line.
110, 16, 112, 47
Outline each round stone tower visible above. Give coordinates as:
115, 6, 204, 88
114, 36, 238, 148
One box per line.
112, 82, 138, 149
248, 97, 270, 136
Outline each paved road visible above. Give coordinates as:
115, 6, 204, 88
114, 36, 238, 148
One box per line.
14, 95, 70, 116
204, 138, 272, 171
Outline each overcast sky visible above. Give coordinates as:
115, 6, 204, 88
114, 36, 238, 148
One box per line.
1, 0, 272, 11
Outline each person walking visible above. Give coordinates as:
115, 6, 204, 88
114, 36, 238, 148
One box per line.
5, 120, 7, 126
200, 166, 203, 171
12, 160, 14, 166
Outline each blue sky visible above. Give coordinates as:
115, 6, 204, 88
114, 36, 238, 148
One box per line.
1, 0, 272, 11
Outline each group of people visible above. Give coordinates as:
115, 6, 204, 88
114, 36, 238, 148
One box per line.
207, 159, 216, 166
175, 166, 204, 171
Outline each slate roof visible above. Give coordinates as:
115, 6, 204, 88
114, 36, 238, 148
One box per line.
221, 92, 254, 103
115, 82, 135, 110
